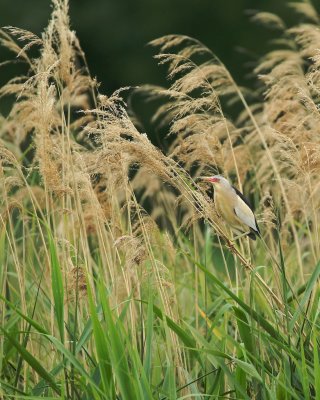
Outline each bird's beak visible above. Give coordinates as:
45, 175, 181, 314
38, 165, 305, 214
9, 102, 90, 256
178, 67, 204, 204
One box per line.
199, 176, 219, 183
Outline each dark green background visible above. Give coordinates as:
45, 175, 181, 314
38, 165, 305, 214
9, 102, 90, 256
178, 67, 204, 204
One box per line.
0, 0, 317, 117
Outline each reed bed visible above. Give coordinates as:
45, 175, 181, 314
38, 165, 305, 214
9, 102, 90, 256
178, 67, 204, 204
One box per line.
0, 1, 319, 398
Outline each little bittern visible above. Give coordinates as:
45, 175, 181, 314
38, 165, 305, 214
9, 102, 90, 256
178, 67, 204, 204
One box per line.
201, 175, 260, 240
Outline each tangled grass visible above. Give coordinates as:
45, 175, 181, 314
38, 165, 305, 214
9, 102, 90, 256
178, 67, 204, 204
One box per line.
0, 0, 319, 398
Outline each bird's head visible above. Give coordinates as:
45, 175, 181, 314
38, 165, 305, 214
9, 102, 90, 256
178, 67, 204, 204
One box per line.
200, 175, 230, 188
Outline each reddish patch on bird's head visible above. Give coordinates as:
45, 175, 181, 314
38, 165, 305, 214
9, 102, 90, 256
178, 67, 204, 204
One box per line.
200, 176, 220, 183
209, 177, 220, 183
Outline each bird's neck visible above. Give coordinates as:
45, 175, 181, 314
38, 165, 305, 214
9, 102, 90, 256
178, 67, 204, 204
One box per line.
214, 186, 236, 203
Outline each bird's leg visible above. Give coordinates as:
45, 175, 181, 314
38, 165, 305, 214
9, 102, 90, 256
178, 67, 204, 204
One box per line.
232, 231, 251, 241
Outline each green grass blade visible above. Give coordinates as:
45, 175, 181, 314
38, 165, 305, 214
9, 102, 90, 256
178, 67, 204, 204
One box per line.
98, 281, 138, 400
86, 275, 115, 397
45, 335, 104, 398
0, 327, 61, 396
289, 260, 320, 332
191, 255, 286, 343
0, 295, 49, 335
148, 302, 203, 366
143, 289, 153, 382
233, 307, 254, 356
313, 329, 320, 400
47, 228, 64, 343
299, 338, 310, 400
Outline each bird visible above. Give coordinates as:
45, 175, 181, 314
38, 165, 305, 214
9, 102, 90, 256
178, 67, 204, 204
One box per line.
200, 175, 260, 240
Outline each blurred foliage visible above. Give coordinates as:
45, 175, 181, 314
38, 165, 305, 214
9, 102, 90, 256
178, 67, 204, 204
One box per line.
1, 1, 312, 92
0, 0, 319, 139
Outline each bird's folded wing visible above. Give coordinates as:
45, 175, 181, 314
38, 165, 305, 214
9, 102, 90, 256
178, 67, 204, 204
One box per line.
234, 197, 258, 232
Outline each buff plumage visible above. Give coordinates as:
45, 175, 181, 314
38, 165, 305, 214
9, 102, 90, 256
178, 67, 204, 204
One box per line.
201, 175, 260, 240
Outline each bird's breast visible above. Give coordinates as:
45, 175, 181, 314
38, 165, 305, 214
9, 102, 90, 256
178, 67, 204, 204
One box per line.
215, 192, 235, 220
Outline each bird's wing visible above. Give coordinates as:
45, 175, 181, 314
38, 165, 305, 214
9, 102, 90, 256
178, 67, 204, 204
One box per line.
232, 186, 260, 234
234, 197, 258, 232
232, 186, 252, 209
231, 191, 259, 235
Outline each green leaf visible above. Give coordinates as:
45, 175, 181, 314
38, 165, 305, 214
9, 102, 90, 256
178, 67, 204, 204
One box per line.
44, 335, 104, 398
289, 260, 320, 332
149, 302, 203, 366
47, 228, 64, 343
233, 358, 262, 382
235, 346, 247, 398
86, 277, 114, 398
0, 295, 48, 335
234, 307, 254, 356
299, 339, 310, 400
190, 254, 286, 344
98, 281, 138, 400
313, 329, 320, 400
143, 289, 153, 382
0, 327, 60, 395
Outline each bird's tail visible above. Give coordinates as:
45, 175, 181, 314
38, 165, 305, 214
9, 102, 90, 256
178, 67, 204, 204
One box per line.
248, 228, 260, 241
